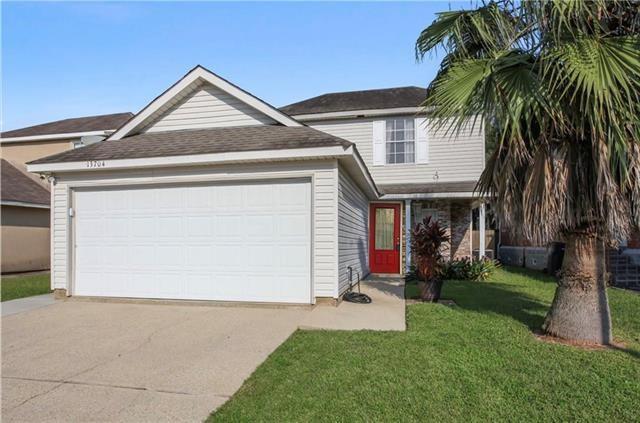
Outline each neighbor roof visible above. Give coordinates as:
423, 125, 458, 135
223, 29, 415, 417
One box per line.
1, 159, 50, 206
280, 86, 428, 116
1, 112, 133, 138
378, 181, 478, 195
28, 126, 353, 164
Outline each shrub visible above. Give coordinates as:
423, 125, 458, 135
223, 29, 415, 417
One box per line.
410, 216, 450, 302
443, 257, 500, 281
410, 216, 449, 282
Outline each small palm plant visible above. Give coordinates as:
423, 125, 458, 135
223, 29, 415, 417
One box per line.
411, 216, 450, 302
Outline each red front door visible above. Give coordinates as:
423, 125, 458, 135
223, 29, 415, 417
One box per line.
369, 203, 401, 274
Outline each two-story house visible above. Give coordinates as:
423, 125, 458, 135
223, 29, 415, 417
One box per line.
280, 87, 487, 274
27, 65, 486, 303
1, 113, 132, 272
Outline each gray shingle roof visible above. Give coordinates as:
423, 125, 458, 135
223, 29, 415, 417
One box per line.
1, 159, 50, 205
379, 181, 478, 195
1, 112, 133, 138
280, 86, 427, 116
28, 125, 353, 165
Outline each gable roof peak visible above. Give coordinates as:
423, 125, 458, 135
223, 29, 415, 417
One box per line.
108, 66, 301, 140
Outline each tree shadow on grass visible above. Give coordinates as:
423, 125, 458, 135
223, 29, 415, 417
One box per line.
496, 265, 558, 284
445, 280, 549, 331
447, 279, 640, 360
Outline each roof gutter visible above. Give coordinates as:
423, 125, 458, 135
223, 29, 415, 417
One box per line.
291, 106, 431, 122
1, 130, 113, 144
1, 200, 50, 209
380, 192, 485, 200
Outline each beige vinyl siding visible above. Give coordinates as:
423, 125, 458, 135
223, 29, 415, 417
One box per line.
337, 166, 370, 295
48, 160, 339, 299
309, 116, 484, 185
141, 82, 275, 133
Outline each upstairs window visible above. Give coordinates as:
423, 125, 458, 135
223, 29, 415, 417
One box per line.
385, 118, 415, 164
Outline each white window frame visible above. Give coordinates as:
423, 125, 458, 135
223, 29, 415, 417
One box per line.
385, 118, 415, 165
413, 203, 438, 227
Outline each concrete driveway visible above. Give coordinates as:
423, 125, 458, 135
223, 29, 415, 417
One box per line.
2, 301, 308, 422
1, 279, 405, 422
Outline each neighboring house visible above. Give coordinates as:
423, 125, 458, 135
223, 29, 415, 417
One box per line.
27, 65, 486, 304
0, 112, 133, 272
1, 159, 50, 272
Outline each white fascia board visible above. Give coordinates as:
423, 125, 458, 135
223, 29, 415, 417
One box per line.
109, 66, 301, 141
338, 146, 379, 199
291, 107, 426, 122
1, 130, 111, 144
1, 200, 50, 209
27, 145, 351, 174
380, 192, 481, 200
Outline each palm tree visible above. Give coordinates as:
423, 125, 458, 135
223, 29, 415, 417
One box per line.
416, 0, 640, 345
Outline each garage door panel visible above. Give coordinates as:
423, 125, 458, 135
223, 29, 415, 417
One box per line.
215, 245, 243, 269
129, 190, 155, 210
131, 217, 156, 237
74, 180, 311, 303
156, 273, 183, 297
103, 245, 128, 266
185, 245, 215, 267
157, 245, 184, 267
158, 216, 183, 238
186, 216, 213, 237
278, 214, 309, 238
246, 184, 274, 208
278, 246, 309, 270
104, 217, 129, 238
215, 185, 243, 209
130, 245, 156, 267
279, 184, 309, 209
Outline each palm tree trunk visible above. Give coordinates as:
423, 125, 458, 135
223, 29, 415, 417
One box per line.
542, 231, 612, 345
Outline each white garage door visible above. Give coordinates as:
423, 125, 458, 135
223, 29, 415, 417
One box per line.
73, 179, 311, 303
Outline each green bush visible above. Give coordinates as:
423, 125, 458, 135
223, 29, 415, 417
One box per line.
443, 257, 499, 281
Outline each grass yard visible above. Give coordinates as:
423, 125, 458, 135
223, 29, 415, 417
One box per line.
210, 267, 640, 422
1, 273, 51, 302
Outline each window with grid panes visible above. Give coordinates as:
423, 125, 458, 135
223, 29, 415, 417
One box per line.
385, 118, 415, 164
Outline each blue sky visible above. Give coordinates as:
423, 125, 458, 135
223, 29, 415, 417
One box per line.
2, 1, 461, 131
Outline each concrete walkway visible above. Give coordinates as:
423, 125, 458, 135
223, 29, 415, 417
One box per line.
1, 293, 56, 317
302, 277, 405, 331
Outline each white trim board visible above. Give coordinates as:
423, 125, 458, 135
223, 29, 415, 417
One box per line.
109, 65, 302, 140
1, 130, 112, 144
381, 192, 481, 200
28, 146, 348, 173
28, 145, 380, 200
291, 107, 432, 122
1, 200, 50, 209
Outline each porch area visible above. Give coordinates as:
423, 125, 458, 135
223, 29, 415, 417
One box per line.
370, 184, 494, 275
402, 198, 494, 272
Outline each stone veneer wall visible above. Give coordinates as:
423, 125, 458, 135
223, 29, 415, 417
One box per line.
410, 199, 473, 261
450, 200, 473, 259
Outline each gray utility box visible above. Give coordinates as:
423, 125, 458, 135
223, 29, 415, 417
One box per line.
499, 246, 524, 267
524, 247, 549, 271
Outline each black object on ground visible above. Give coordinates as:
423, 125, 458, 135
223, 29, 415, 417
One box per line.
343, 291, 372, 304
342, 268, 372, 304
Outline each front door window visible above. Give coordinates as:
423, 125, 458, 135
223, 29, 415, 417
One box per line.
375, 208, 395, 250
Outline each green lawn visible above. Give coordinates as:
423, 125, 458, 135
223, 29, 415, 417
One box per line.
210, 267, 640, 422
1, 273, 51, 302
